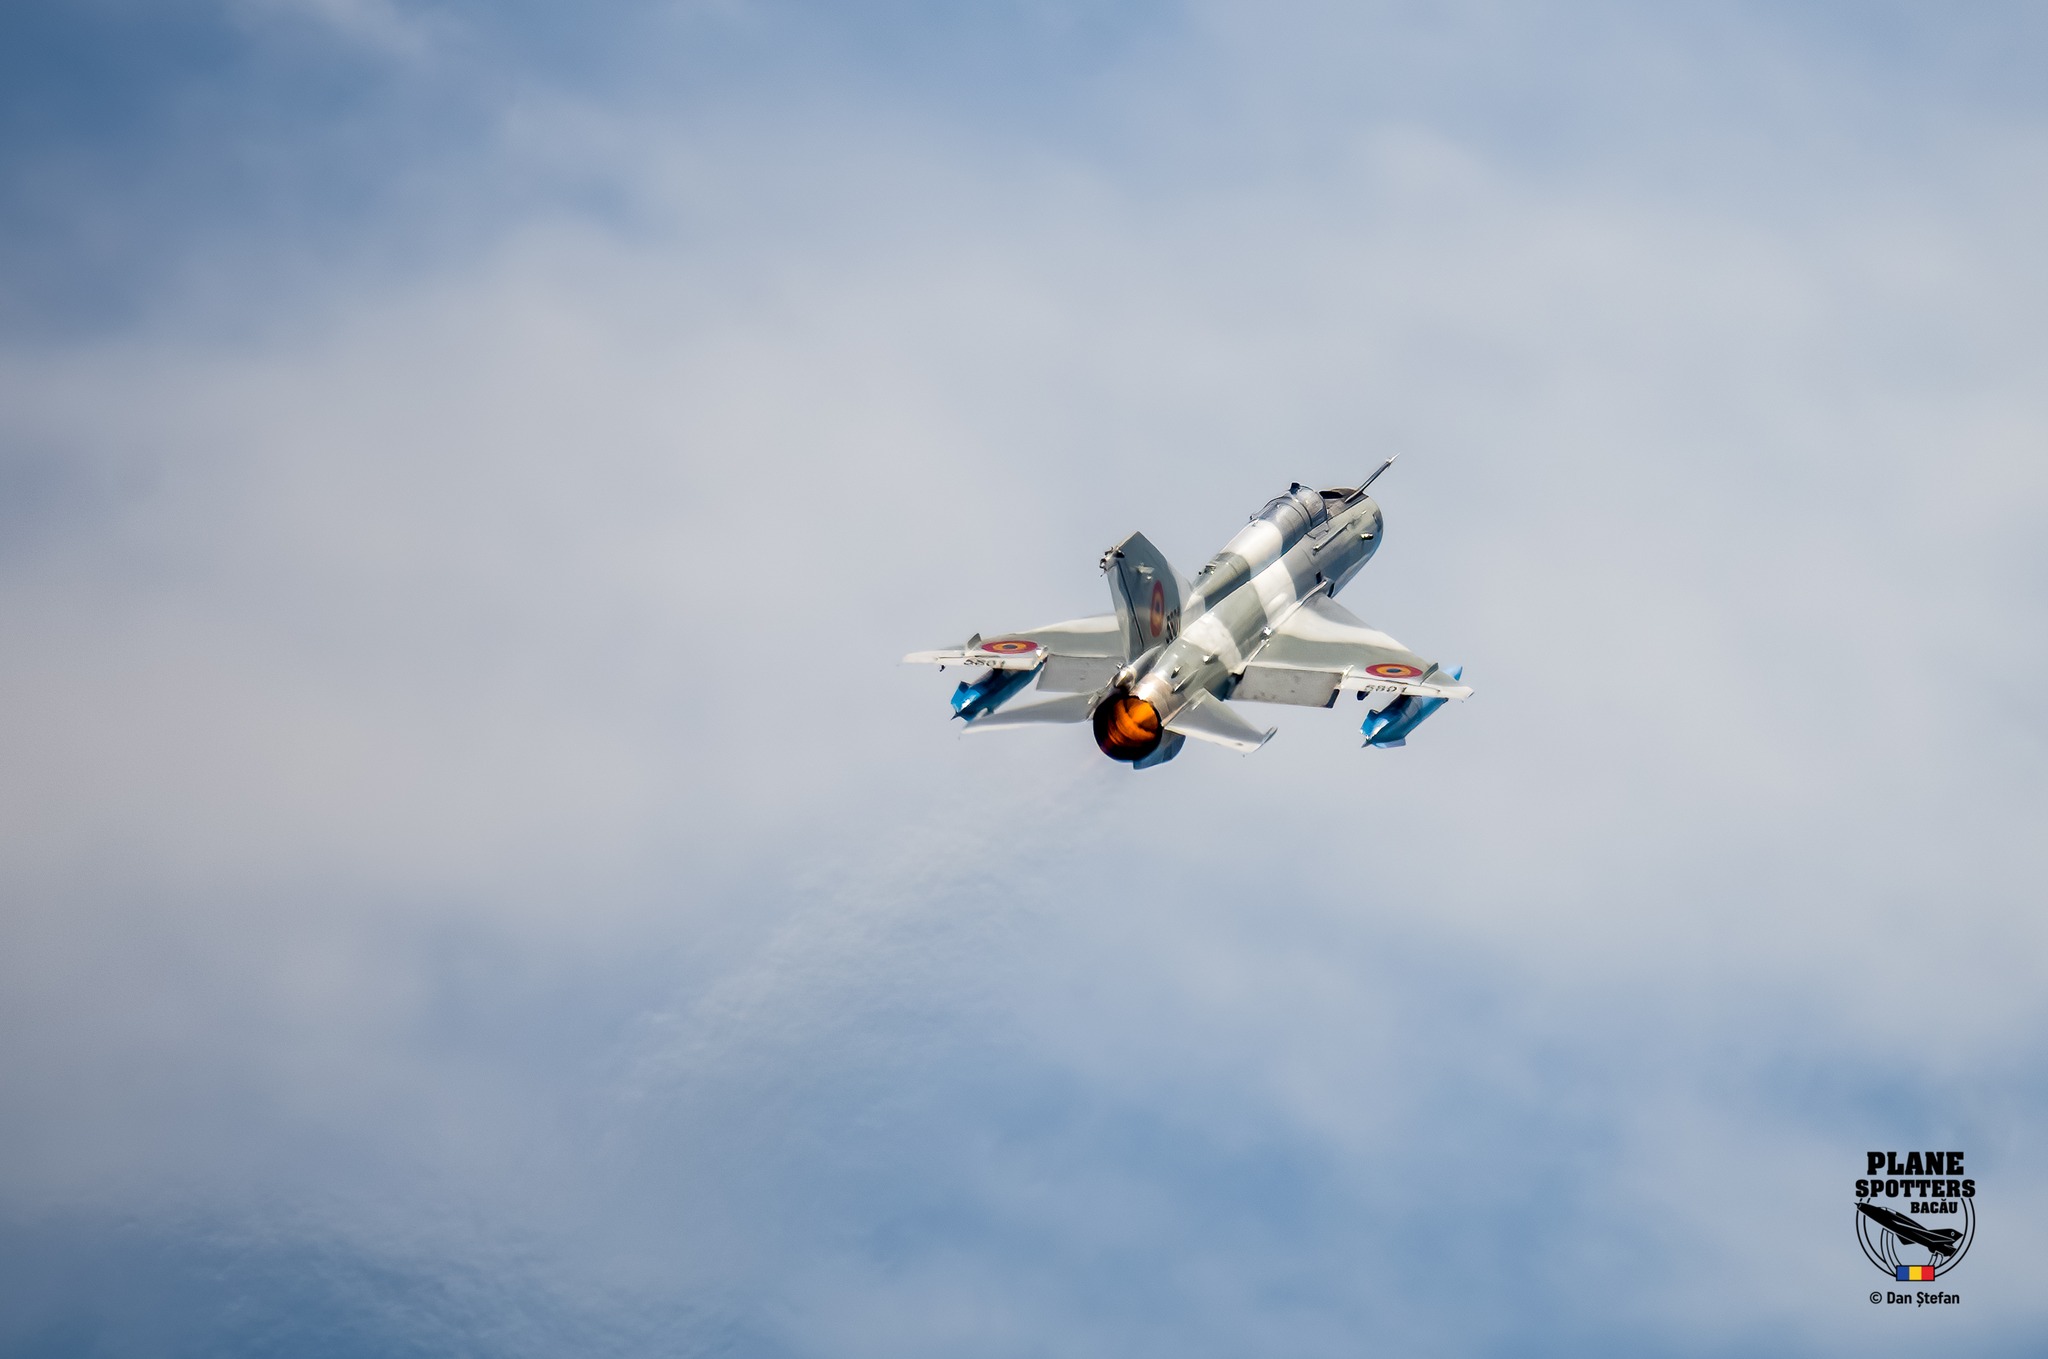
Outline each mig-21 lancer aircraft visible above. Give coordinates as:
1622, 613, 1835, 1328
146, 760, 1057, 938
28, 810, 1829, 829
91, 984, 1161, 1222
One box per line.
905, 459, 1471, 768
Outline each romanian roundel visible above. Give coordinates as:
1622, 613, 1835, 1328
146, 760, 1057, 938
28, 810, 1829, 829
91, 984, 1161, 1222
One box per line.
1365, 662, 1425, 680
1149, 580, 1166, 637
981, 639, 1041, 655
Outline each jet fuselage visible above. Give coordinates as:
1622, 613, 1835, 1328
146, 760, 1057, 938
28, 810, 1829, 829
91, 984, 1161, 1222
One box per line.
1095, 485, 1382, 761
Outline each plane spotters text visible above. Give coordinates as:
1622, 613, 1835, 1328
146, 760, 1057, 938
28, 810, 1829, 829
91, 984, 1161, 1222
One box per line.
1856, 1150, 1974, 1205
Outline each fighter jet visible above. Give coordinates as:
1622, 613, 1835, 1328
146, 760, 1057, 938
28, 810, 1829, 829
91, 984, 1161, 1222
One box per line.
904, 459, 1471, 768
1856, 1203, 1963, 1257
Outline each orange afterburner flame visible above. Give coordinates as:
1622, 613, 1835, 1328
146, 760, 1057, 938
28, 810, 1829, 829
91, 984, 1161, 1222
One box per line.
1093, 693, 1163, 762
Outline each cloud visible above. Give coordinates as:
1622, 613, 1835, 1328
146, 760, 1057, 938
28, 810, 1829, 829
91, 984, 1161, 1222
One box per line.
2, 3, 2047, 1354
227, 0, 443, 58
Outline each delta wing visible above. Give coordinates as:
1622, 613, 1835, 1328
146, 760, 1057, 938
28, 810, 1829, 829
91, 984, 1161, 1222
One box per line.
1232, 594, 1471, 708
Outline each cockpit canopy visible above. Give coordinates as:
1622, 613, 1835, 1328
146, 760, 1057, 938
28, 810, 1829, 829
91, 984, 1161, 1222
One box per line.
1256, 483, 1331, 544
1195, 481, 1368, 606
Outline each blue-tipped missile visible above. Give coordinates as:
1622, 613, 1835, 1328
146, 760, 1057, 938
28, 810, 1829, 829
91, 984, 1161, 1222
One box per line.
1362, 666, 1461, 748
951, 665, 1038, 722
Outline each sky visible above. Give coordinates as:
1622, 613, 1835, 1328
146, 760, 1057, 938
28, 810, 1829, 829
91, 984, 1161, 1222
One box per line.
2, 1, 2046, 1354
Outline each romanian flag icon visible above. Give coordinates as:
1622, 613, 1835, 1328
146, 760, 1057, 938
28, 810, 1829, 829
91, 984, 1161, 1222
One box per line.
1897, 1265, 1938, 1282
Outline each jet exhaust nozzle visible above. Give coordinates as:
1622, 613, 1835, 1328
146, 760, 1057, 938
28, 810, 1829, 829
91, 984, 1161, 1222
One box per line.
1093, 693, 1163, 762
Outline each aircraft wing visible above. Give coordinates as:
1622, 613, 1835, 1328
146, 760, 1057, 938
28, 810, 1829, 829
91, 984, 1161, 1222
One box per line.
1235, 595, 1472, 708
903, 613, 1126, 692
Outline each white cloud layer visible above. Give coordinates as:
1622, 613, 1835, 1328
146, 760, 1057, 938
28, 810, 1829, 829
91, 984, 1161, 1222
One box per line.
1, 3, 2045, 1354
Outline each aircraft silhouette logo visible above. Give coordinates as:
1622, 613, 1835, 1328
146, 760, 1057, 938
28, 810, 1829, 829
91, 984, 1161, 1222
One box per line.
1854, 1150, 1974, 1283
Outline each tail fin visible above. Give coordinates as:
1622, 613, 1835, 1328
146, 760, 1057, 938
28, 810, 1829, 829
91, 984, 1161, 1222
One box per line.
1100, 531, 1187, 659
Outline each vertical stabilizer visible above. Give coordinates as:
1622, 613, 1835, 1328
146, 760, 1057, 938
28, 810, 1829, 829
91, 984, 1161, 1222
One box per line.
1100, 531, 1187, 659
